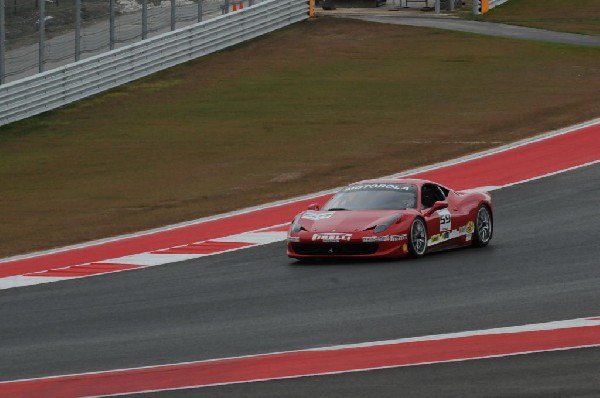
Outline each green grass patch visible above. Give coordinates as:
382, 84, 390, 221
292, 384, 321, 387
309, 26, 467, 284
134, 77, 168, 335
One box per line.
0, 18, 599, 257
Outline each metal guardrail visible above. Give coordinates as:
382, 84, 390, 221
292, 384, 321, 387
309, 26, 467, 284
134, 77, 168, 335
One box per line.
0, 0, 308, 126
0, 0, 252, 84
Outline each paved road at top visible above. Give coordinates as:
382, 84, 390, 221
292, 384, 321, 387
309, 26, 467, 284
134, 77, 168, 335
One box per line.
318, 9, 600, 47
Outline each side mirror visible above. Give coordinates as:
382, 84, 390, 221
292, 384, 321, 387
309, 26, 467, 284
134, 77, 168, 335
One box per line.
424, 201, 448, 217
307, 203, 320, 211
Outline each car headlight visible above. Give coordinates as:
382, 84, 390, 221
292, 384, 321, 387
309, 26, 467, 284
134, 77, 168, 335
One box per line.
373, 213, 402, 233
291, 216, 306, 233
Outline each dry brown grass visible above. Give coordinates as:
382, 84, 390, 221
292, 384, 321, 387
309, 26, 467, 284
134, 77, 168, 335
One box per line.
1, 18, 599, 258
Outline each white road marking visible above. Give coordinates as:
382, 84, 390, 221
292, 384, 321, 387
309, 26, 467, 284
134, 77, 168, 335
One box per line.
309, 317, 600, 351
212, 231, 288, 244
100, 253, 206, 266
0, 275, 70, 289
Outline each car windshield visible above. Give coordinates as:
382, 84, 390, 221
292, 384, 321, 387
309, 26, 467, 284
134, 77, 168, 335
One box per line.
324, 183, 417, 211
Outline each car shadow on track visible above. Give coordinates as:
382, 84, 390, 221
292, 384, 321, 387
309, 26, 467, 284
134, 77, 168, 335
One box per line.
286, 244, 497, 267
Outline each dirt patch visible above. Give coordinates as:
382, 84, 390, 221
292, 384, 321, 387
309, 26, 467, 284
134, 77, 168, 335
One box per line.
0, 17, 599, 258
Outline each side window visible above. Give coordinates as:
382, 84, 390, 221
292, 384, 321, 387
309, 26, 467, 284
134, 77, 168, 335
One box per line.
421, 185, 436, 209
433, 184, 448, 199
421, 184, 446, 208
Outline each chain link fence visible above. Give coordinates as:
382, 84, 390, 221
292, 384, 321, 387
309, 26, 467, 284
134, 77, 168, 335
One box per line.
0, 0, 261, 83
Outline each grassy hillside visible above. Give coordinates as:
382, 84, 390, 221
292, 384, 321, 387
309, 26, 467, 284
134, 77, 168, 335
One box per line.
0, 18, 599, 257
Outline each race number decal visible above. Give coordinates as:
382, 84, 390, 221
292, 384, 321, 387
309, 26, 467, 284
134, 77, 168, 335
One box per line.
438, 208, 451, 232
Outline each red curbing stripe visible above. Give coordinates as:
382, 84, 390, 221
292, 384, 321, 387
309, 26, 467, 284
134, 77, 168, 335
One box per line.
152, 241, 255, 255
0, 197, 319, 278
411, 123, 600, 190
26, 263, 142, 277
1, 322, 599, 398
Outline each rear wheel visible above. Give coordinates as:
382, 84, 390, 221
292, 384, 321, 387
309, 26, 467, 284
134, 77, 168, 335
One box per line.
408, 218, 427, 258
473, 205, 492, 247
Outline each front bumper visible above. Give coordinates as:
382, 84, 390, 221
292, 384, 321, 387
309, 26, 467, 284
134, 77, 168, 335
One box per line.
286, 232, 409, 259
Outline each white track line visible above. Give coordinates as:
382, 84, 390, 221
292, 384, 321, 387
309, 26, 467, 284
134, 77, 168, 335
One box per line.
0, 275, 70, 290
211, 231, 288, 244
100, 253, 207, 266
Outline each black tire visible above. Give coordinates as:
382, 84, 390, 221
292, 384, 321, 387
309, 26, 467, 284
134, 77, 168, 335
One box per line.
473, 205, 492, 247
408, 217, 428, 258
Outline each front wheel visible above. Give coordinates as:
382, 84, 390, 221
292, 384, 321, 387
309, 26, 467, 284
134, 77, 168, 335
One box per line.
473, 205, 492, 247
408, 218, 428, 258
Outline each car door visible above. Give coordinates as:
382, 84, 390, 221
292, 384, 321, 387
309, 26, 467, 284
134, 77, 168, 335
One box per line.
421, 184, 452, 249
445, 188, 476, 244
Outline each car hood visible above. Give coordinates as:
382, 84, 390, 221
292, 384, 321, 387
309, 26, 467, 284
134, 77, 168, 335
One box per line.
298, 210, 403, 233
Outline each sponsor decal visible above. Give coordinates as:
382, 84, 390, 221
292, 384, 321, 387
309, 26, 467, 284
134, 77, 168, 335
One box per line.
344, 184, 413, 192
302, 211, 334, 221
466, 221, 475, 234
313, 233, 352, 243
363, 236, 386, 243
402, 244, 408, 253
427, 221, 477, 247
362, 234, 407, 243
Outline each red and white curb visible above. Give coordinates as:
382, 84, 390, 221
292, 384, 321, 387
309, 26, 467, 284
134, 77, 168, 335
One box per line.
0, 118, 599, 290
0, 224, 290, 290
1, 316, 599, 397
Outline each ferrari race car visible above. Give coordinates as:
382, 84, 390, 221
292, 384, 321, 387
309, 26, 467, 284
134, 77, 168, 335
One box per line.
287, 178, 493, 260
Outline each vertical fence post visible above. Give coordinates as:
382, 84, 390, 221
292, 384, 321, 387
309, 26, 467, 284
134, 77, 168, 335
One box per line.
434, 0, 439, 13
142, 0, 147, 39
170, 0, 175, 31
75, 0, 81, 61
225, 0, 229, 14
38, 0, 45, 73
109, 0, 115, 50
0, 0, 5, 84
198, 0, 202, 22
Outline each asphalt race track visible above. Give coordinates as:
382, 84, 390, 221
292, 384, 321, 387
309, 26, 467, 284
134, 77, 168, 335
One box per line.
0, 163, 599, 397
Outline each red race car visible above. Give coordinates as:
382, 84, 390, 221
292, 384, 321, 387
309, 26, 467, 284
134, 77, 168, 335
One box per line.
287, 178, 493, 260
